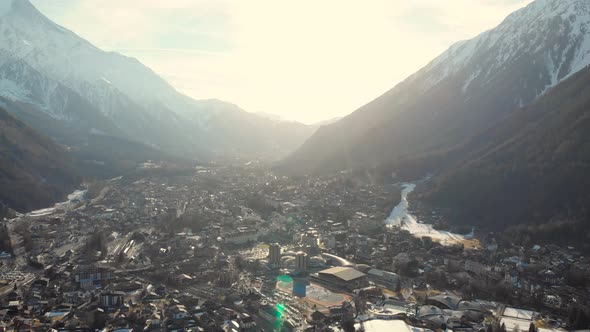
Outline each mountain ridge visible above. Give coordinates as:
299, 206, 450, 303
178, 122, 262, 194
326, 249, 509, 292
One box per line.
417, 64, 590, 246
0, 0, 315, 160
281, 0, 590, 174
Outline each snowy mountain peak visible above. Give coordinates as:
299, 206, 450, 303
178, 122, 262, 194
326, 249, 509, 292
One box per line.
0, 0, 316, 159
0, 0, 184, 119
413, 0, 590, 102
283, 0, 590, 174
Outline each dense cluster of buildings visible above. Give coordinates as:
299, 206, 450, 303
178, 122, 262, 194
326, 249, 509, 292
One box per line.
0, 164, 584, 331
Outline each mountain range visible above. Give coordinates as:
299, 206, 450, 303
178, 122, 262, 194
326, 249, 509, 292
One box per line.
283, 0, 590, 174
0, 0, 315, 167
281, 0, 590, 238
2, 0, 590, 237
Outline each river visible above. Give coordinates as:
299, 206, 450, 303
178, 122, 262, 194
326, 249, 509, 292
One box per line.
25, 189, 88, 217
385, 183, 473, 246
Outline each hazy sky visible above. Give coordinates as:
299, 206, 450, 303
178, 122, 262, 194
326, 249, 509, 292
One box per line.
32, 0, 533, 124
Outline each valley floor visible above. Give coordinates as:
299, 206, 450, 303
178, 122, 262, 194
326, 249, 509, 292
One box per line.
0, 164, 583, 331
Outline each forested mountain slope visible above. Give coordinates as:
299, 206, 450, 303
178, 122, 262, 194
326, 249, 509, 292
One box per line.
0, 107, 79, 213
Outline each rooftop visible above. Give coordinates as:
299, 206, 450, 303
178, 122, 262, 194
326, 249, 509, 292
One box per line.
319, 267, 366, 281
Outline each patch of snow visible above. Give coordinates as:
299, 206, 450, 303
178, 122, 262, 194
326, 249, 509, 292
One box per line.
54, 192, 85, 210
26, 207, 56, 218
503, 307, 535, 320
25, 189, 87, 217
412, 0, 590, 102
0, 0, 194, 124
461, 68, 481, 94
564, 10, 590, 78
386, 183, 415, 227
386, 183, 469, 246
542, 55, 559, 95
0, 78, 30, 102
356, 319, 431, 332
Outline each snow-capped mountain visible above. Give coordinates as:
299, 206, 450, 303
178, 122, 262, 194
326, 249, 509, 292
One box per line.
0, 0, 315, 159
0, 0, 186, 116
0, 52, 122, 136
415, 0, 590, 97
283, 0, 590, 174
